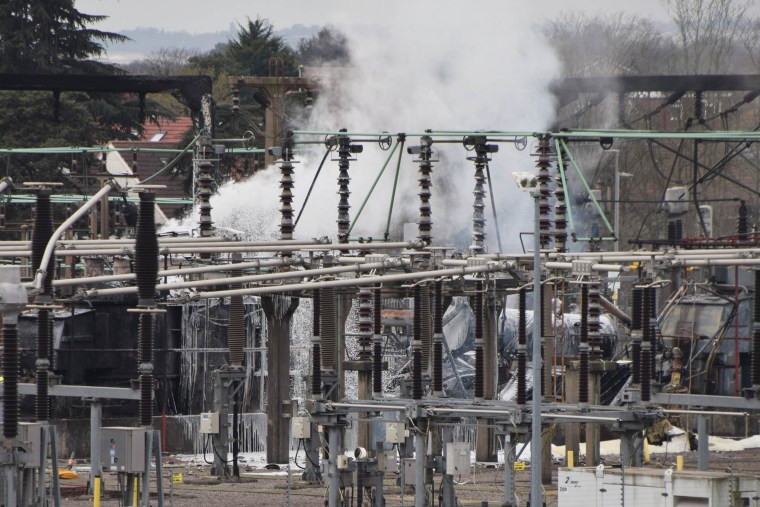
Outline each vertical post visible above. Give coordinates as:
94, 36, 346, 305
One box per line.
441, 427, 456, 507
142, 430, 152, 507
90, 401, 102, 493
327, 426, 341, 507
698, 415, 709, 472
530, 191, 543, 507
612, 150, 620, 251
504, 433, 516, 506
414, 425, 426, 507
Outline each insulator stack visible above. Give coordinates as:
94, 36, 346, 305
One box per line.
640, 287, 653, 402
554, 157, 568, 253
131, 149, 139, 178
432, 280, 444, 394
579, 284, 590, 405
541, 284, 553, 397
738, 200, 749, 236
417, 135, 434, 245
373, 287, 383, 395
474, 281, 484, 400
311, 289, 322, 397
231, 85, 240, 114
227, 258, 245, 367
135, 191, 158, 428
31, 190, 55, 295
588, 281, 602, 360
535, 137, 553, 249
631, 286, 643, 385
135, 192, 159, 306
138, 314, 154, 427
471, 154, 487, 253
337, 133, 352, 244
420, 285, 432, 374
517, 288, 527, 406
357, 287, 373, 363
196, 136, 214, 251
647, 286, 657, 380
3, 324, 19, 438
320, 287, 338, 371
35, 310, 51, 421
753, 271, 760, 388
279, 157, 295, 249
412, 285, 423, 400
667, 219, 683, 244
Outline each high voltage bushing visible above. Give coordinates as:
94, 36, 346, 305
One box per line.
320, 287, 338, 371
31, 190, 54, 296
541, 284, 553, 397
753, 271, 760, 389
738, 200, 749, 236
278, 138, 295, 250
410, 135, 434, 245
579, 284, 590, 405
432, 280, 444, 394
588, 281, 602, 360
196, 135, 215, 248
35, 310, 51, 421
667, 219, 683, 245
311, 289, 322, 397
535, 137, 553, 250
412, 284, 423, 400
336, 130, 362, 244
3, 324, 18, 438
517, 287, 527, 406
474, 281, 485, 400
227, 255, 245, 367
554, 160, 568, 253
640, 286, 653, 402
631, 286, 643, 385
373, 287, 383, 395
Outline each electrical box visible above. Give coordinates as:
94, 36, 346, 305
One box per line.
291, 416, 310, 439
200, 412, 219, 434
403, 458, 416, 485
386, 422, 406, 444
101, 427, 146, 473
445, 442, 470, 476
18, 422, 44, 468
336, 454, 348, 470
376, 450, 398, 473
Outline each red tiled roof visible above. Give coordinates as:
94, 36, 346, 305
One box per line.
139, 116, 193, 144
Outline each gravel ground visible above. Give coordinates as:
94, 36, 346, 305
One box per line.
56, 446, 760, 506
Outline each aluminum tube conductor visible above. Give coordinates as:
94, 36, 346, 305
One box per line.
197, 262, 510, 299
88, 260, 399, 297
545, 261, 629, 272
33, 180, 118, 290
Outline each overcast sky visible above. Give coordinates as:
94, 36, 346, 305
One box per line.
76, 0, 684, 34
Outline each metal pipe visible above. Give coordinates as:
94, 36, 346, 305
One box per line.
325, 402, 406, 411
545, 261, 629, 272
33, 181, 117, 290
697, 414, 709, 471
196, 263, 507, 299
88, 261, 395, 297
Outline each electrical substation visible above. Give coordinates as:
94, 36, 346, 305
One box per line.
0, 72, 759, 507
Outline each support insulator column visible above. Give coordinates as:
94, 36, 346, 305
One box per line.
279, 137, 295, 251
631, 286, 643, 385
647, 286, 657, 380
517, 287, 528, 407
336, 131, 360, 244
470, 145, 488, 253
227, 254, 245, 367
579, 284, 590, 405
535, 137, 553, 250
311, 289, 322, 397
420, 285, 432, 375
32, 190, 55, 422
415, 135, 434, 245
474, 281, 485, 400
432, 280, 444, 395
373, 287, 383, 395
554, 149, 568, 253
588, 280, 602, 360
640, 286, 653, 402
135, 191, 159, 428
3, 324, 18, 438
412, 285, 423, 400
195, 135, 214, 255
320, 287, 338, 372
738, 200, 749, 236
357, 287, 373, 363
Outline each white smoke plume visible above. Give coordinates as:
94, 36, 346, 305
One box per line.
174, 3, 560, 252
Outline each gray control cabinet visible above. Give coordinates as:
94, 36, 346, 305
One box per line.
18, 422, 44, 468
101, 427, 146, 473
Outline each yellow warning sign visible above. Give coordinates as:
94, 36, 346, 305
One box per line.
513, 462, 525, 471
172, 473, 183, 483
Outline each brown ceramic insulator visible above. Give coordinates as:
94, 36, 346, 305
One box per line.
3, 324, 19, 438
320, 287, 337, 371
